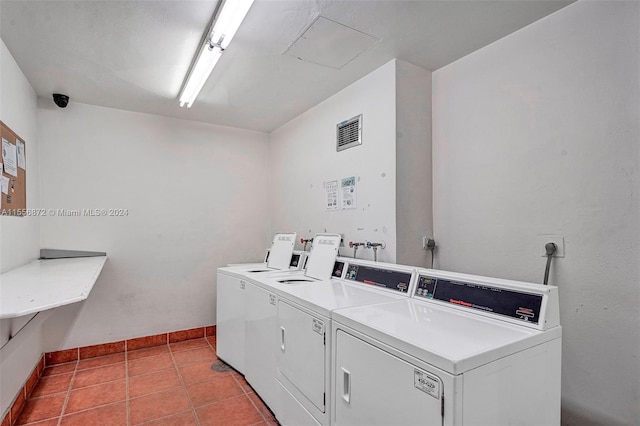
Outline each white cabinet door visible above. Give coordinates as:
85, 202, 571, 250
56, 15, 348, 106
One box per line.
278, 300, 326, 412
216, 272, 245, 373
245, 282, 279, 413
334, 330, 444, 426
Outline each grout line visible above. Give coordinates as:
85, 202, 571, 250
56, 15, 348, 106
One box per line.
40, 365, 77, 378
28, 376, 126, 397
228, 371, 274, 424
204, 337, 215, 352
53, 400, 126, 419
136, 409, 193, 425
207, 336, 269, 417
245, 390, 271, 424
57, 357, 78, 426
208, 334, 276, 424
167, 344, 201, 426
76, 353, 125, 367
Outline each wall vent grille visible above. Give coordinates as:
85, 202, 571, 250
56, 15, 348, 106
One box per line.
336, 115, 362, 152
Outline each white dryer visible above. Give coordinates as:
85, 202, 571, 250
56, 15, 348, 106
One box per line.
261, 259, 417, 426
331, 268, 562, 426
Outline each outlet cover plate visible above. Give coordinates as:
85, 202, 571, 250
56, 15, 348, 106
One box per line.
538, 235, 565, 257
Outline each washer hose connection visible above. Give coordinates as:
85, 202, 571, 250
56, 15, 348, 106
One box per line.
348, 241, 365, 259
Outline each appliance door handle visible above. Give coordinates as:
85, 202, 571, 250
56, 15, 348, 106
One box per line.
280, 326, 286, 351
342, 367, 351, 404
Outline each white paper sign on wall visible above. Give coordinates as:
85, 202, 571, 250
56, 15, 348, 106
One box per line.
341, 176, 356, 209
325, 180, 338, 211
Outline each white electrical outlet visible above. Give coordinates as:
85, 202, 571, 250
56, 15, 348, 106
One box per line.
538, 235, 565, 258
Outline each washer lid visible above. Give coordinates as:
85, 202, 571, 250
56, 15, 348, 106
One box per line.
333, 298, 561, 375
304, 233, 341, 280
266, 232, 297, 270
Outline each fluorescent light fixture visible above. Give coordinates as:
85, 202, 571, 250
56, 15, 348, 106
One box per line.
210, 0, 255, 49
179, 43, 222, 108
178, 0, 255, 108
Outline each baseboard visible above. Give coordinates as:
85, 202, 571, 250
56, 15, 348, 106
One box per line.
44, 325, 216, 365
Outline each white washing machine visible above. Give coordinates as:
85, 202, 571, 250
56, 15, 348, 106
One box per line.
331, 268, 562, 426
258, 259, 417, 426
216, 232, 297, 373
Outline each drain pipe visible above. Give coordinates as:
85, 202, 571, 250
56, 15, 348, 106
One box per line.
543, 242, 557, 285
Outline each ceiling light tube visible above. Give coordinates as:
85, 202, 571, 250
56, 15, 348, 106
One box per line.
178, 0, 254, 108
210, 0, 255, 49
179, 42, 222, 108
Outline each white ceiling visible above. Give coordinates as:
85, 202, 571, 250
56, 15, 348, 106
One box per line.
0, 0, 573, 132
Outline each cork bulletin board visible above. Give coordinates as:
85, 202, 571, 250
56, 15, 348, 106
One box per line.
1, 121, 27, 216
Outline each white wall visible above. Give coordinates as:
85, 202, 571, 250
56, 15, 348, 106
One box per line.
432, 2, 639, 424
38, 102, 270, 349
0, 40, 40, 273
396, 60, 432, 267
270, 60, 398, 261
0, 38, 43, 419
270, 59, 432, 265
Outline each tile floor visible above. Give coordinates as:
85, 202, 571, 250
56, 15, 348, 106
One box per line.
15, 337, 278, 426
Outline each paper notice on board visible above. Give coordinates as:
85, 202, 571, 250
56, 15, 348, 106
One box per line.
0, 175, 9, 195
16, 140, 26, 170
341, 176, 357, 209
325, 180, 338, 211
2, 139, 17, 177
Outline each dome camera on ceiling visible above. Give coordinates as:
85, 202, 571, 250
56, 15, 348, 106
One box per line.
52, 93, 69, 108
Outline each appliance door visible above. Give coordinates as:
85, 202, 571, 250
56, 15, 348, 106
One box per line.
334, 329, 444, 426
216, 272, 245, 373
278, 300, 326, 412
245, 282, 279, 413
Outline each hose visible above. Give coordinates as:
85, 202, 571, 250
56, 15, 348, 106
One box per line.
543, 242, 557, 285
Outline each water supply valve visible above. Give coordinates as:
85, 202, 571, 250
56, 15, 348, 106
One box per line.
366, 241, 385, 262
348, 241, 365, 259
300, 238, 313, 252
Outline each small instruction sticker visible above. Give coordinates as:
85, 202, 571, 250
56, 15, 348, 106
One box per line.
414, 369, 440, 399
269, 294, 276, 305
312, 318, 324, 335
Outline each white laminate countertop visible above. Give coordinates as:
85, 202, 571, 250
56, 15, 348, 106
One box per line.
0, 256, 107, 319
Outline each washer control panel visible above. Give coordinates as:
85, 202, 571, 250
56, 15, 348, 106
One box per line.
415, 275, 543, 324
344, 264, 411, 293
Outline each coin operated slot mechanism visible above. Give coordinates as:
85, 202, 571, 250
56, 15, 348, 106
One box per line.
344, 263, 411, 294
414, 275, 546, 326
